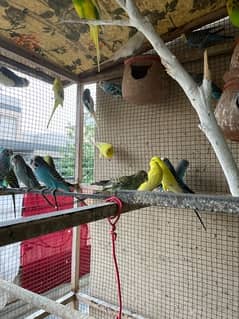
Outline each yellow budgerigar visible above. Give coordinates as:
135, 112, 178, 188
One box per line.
96, 142, 114, 160
138, 156, 163, 191
227, 0, 239, 28
72, 0, 101, 72
153, 157, 183, 193
47, 77, 64, 128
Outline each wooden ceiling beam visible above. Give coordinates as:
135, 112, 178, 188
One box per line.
0, 35, 79, 83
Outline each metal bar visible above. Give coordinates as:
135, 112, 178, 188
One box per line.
77, 292, 147, 319
0, 279, 93, 319
115, 190, 239, 214
0, 202, 119, 246
71, 83, 84, 307
24, 292, 75, 319
0, 35, 79, 82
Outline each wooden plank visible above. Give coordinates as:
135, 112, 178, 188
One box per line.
0, 279, 93, 319
0, 54, 54, 84
0, 35, 79, 82
77, 292, 147, 319
0, 202, 118, 246
24, 292, 75, 319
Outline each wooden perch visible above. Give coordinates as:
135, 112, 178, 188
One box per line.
113, 0, 239, 196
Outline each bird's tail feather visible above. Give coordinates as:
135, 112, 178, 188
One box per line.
90, 25, 100, 72
47, 100, 58, 128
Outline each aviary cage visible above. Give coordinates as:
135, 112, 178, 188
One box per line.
0, 1, 238, 319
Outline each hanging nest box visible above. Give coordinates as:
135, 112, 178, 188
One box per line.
215, 42, 239, 142
122, 55, 167, 105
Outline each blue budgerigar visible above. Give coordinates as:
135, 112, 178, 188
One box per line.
184, 27, 233, 49
31, 156, 73, 192
99, 81, 122, 97
190, 72, 222, 100
0, 66, 29, 87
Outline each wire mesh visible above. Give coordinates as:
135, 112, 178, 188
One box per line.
0, 69, 91, 318
77, 17, 239, 319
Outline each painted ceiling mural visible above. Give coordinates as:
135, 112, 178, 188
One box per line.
0, 0, 225, 75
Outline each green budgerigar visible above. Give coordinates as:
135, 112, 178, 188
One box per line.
92, 170, 148, 191
227, 0, 239, 28
47, 77, 64, 128
72, 0, 101, 72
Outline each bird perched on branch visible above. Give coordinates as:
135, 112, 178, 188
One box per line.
82, 88, 98, 125
183, 27, 233, 49
47, 77, 64, 128
138, 156, 163, 191
0, 66, 29, 87
99, 81, 122, 97
92, 170, 147, 191
72, 0, 101, 72
227, 0, 239, 28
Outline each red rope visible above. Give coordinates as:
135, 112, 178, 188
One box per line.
105, 196, 123, 319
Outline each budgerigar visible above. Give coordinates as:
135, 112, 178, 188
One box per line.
31, 156, 73, 192
184, 27, 233, 49
0, 149, 13, 187
190, 72, 222, 100
0, 149, 17, 217
95, 142, 114, 160
99, 81, 122, 97
227, 0, 239, 28
175, 159, 189, 181
138, 157, 163, 191
72, 0, 101, 72
43, 155, 57, 171
11, 155, 42, 189
92, 170, 147, 191
0, 66, 29, 87
47, 78, 64, 128
158, 157, 206, 231
82, 88, 98, 125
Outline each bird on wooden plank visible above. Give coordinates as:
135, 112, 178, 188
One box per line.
154, 157, 206, 231
0, 148, 18, 217
138, 156, 163, 191
92, 170, 148, 191
0, 66, 29, 87
31, 155, 74, 209
11, 154, 56, 209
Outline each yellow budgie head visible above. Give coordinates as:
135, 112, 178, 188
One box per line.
96, 142, 114, 160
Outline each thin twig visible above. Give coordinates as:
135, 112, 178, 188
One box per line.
59, 18, 132, 27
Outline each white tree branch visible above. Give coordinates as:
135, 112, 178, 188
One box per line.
115, 0, 239, 196
59, 18, 132, 27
